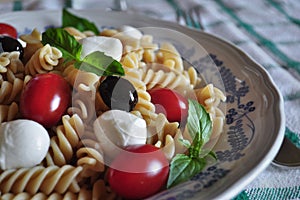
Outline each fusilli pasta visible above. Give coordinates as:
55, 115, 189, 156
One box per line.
20, 28, 43, 64
0, 78, 24, 105
1, 180, 117, 200
0, 52, 25, 83
0, 102, 18, 123
64, 27, 95, 41
44, 114, 84, 166
123, 67, 157, 123
76, 138, 105, 178
0, 165, 82, 195
24, 44, 62, 76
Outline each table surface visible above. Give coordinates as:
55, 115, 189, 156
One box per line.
1, 0, 300, 199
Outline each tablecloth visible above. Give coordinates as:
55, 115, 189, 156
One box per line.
1, 0, 300, 199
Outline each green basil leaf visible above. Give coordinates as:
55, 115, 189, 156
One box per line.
62, 8, 99, 35
187, 100, 212, 154
178, 138, 191, 148
41, 28, 82, 62
167, 154, 206, 188
187, 100, 201, 140
75, 51, 124, 76
208, 150, 218, 160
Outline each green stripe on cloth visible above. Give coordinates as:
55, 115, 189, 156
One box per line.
166, 0, 203, 29
13, 0, 22, 11
233, 128, 300, 200
244, 186, 300, 200
283, 91, 300, 101
267, 0, 300, 27
215, 0, 300, 74
285, 127, 300, 148
64, 0, 73, 8
232, 190, 249, 200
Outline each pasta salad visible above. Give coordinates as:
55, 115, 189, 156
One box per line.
0, 9, 226, 200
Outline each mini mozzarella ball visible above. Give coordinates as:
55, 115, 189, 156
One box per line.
0, 119, 50, 170
79, 36, 123, 61
118, 25, 143, 40
93, 110, 147, 160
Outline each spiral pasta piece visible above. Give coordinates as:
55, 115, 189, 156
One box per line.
76, 138, 105, 179
68, 93, 98, 125
44, 114, 84, 166
156, 42, 183, 72
140, 67, 191, 91
0, 78, 24, 105
63, 63, 101, 123
139, 34, 158, 64
147, 113, 179, 145
0, 102, 18, 123
196, 84, 226, 117
155, 131, 188, 161
0, 165, 82, 195
20, 28, 43, 63
0, 52, 25, 83
63, 63, 99, 96
25, 44, 62, 76
64, 27, 95, 41
0, 52, 20, 73
121, 51, 143, 69
124, 67, 157, 123
147, 114, 188, 160
0, 180, 117, 200
0, 54, 10, 72
184, 66, 201, 88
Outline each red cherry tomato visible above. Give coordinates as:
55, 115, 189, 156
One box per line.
0, 23, 18, 38
20, 73, 71, 128
148, 88, 188, 123
107, 144, 169, 199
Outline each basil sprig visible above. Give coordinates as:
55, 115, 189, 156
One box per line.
42, 28, 81, 62
62, 8, 99, 35
167, 99, 215, 188
41, 28, 124, 76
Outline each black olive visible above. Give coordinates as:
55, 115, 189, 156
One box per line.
99, 76, 138, 112
0, 35, 24, 59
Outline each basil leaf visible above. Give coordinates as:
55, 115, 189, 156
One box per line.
167, 154, 206, 188
187, 100, 212, 151
42, 28, 124, 76
208, 151, 217, 160
167, 100, 214, 188
75, 51, 124, 76
178, 138, 191, 148
42, 28, 82, 62
62, 8, 99, 35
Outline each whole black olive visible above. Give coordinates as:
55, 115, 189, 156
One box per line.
0, 35, 24, 59
99, 76, 138, 112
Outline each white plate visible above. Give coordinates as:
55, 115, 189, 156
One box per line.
0, 10, 285, 200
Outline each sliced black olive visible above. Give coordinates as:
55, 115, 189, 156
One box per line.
0, 35, 24, 59
99, 76, 138, 112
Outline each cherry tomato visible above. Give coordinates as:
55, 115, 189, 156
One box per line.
20, 73, 71, 128
148, 88, 188, 123
107, 144, 169, 199
0, 23, 18, 38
